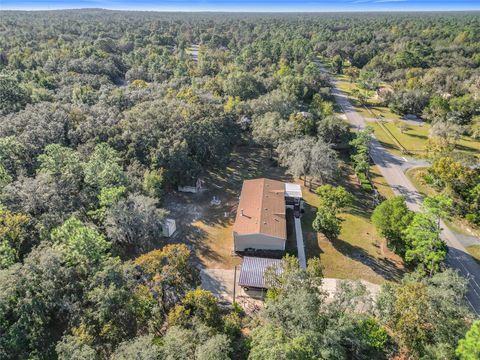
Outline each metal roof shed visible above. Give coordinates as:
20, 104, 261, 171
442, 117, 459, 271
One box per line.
238, 256, 283, 289
285, 183, 302, 199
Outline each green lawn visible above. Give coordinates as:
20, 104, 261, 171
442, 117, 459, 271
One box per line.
371, 121, 480, 158
467, 245, 480, 264
370, 165, 395, 200
335, 74, 480, 159
301, 162, 404, 284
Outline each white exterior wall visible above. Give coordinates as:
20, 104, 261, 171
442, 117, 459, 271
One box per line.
233, 232, 286, 252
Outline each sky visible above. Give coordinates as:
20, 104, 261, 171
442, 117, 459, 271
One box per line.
1, 0, 480, 12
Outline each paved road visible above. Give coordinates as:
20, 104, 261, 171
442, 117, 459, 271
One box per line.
326, 71, 480, 315
294, 217, 307, 269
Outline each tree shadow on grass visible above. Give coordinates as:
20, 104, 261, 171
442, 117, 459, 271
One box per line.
168, 222, 224, 269
406, 132, 428, 140
329, 236, 404, 282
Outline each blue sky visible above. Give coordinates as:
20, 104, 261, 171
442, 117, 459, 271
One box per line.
1, 0, 479, 12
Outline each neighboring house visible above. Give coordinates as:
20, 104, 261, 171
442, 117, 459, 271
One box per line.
233, 178, 287, 252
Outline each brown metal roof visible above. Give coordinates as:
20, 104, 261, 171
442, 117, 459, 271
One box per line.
233, 178, 286, 239
238, 256, 283, 289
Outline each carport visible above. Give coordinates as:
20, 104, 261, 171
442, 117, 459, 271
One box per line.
238, 256, 283, 290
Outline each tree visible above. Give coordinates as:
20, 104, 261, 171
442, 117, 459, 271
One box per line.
315, 184, 353, 212
195, 334, 231, 360
105, 194, 166, 255
251, 256, 382, 359
332, 55, 343, 74
403, 212, 447, 275
110, 335, 163, 360
456, 321, 480, 360
388, 90, 429, 116
89, 186, 127, 222
50, 217, 110, 270
316, 115, 349, 145
84, 143, 126, 190
429, 121, 464, 148
56, 335, 98, 360
0, 72, 29, 114
430, 156, 475, 193
161, 323, 228, 360
312, 186, 352, 240
168, 289, 222, 329
372, 197, 413, 256
143, 168, 164, 200
313, 206, 341, 240
376, 269, 472, 358
349, 127, 373, 177
251, 112, 293, 157
289, 112, 316, 137
308, 139, 339, 185
38, 143, 84, 190
351, 88, 369, 106
357, 70, 379, 91
0, 244, 81, 359
134, 244, 200, 313
0, 136, 25, 177
0, 209, 30, 269
223, 72, 263, 100
277, 137, 337, 187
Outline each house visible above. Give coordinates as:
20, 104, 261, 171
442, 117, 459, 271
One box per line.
238, 256, 283, 290
233, 178, 287, 252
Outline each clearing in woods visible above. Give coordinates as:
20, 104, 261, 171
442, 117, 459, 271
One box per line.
164, 145, 404, 284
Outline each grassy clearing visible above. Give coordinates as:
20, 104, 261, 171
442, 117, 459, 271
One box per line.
405, 167, 437, 197
165, 146, 291, 269
173, 144, 404, 284
370, 122, 429, 157
371, 121, 480, 158
370, 165, 395, 200
467, 245, 480, 264
301, 162, 404, 284
336, 75, 480, 159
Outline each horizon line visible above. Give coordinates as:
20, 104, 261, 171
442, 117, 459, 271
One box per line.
1, 7, 480, 12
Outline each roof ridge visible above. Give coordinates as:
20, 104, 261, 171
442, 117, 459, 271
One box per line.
258, 178, 267, 230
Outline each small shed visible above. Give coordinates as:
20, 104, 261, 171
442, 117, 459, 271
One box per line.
239, 256, 283, 290
178, 178, 203, 193
162, 218, 176, 237
284, 183, 302, 206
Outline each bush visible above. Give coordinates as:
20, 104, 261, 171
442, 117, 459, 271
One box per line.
466, 213, 480, 226
357, 172, 373, 192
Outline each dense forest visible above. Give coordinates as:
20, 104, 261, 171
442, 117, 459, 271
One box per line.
0, 10, 479, 359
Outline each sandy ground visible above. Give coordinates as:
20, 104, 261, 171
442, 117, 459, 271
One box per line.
201, 268, 381, 313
